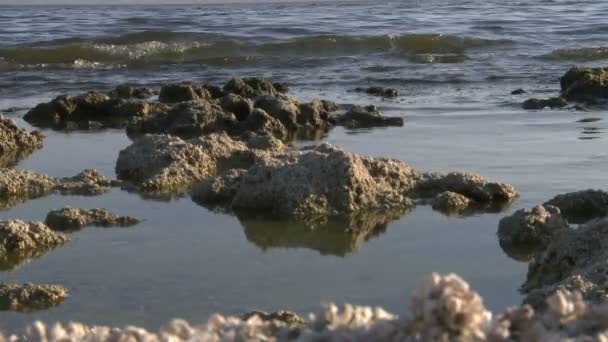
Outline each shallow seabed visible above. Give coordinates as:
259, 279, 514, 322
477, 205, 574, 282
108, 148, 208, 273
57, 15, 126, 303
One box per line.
2, 0, 608, 333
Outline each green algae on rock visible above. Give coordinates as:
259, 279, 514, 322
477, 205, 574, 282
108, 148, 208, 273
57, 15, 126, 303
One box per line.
45, 207, 141, 231
0, 283, 68, 312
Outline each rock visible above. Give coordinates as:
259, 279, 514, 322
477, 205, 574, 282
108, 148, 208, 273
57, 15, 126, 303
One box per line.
242, 311, 304, 325
522, 97, 567, 110
0, 115, 44, 167
431, 191, 473, 214
55, 169, 117, 196
219, 93, 253, 121
497, 205, 568, 261
127, 100, 238, 138
0, 220, 66, 271
333, 105, 403, 128
24, 92, 165, 129
511, 88, 527, 95
355, 86, 400, 98
238, 108, 289, 139
193, 144, 516, 221
116, 133, 284, 193
202, 84, 225, 99
561, 66, 608, 102
544, 189, 608, 223
223, 77, 279, 98
254, 95, 302, 130
272, 82, 289, 94
45, 207, 141, 231
297, 99, 333, 128
158, 83, 211, 103
238, 209, 408, 256
0, 283, 68, 312
577, 117, 602, 123
108, 84, 154, 99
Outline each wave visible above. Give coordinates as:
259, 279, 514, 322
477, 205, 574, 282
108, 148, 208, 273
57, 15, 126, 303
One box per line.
0, 31, 506, 69
543, 47, 608, 61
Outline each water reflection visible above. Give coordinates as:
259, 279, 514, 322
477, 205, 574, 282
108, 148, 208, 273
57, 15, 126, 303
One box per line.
238, 209, 409, 256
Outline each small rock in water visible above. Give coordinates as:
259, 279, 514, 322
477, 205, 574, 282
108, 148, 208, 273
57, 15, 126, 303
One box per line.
332, 105, 403, 128
522, 97, 568, 110
158, 83, 211, 103
45, 207, 141, 231
511, 88, 527, 95
561, 66, 608, 102
0, 115, 44, 167
0, 283, 68, 312
431, 191, 472, 215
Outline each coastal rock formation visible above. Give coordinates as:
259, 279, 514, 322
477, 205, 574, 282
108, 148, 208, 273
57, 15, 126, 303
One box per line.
331, 105, 403, 128
193, 144, 517, 221
0, 283, 68, 312
561, 66, 608, 102
116, 133, 284, 193
354, 86, 400, 98
0, 168, 118, 209
0, 220, 66, 271
108, 84, 155, 99
223, 77, 281, 98
219, 93, 254, 121
45, 207, 141, 231
522, 97, 567, 110
497, 205, 567, 251
24, 91, 167, 130
241, 311, 304, 325
12, 274, 608, 341
431, 191, 473, 215
0, 115, 44, 167
544, 189, 608, 223
158, 83, 211, 103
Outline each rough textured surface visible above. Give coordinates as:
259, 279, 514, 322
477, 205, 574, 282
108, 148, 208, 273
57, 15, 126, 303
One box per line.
241, 311, 304, 325
431, 191, 473, 215
522, 97, 567, 110
116, 133, 284, 193
544, 189, 608, 223
0, 283, 68, 312
332, 105, 404, 128
0, 220, 66, 271
45, 207, 141, 231
561, 66, 608, 102
158, 83, 211, 103
0, 115, 44, 167
24, 91, 167, 130
354, 86, 400, 98
194, 144, 517, 221
223, 77, 280, 98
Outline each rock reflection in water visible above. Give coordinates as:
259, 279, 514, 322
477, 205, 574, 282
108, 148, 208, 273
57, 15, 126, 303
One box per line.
238, 209, 409, 256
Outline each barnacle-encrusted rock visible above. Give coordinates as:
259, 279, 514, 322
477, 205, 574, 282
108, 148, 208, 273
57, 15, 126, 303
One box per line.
561, 66, 608, 102
116, 133, 284, 193
0, 220, 66, 271
55, 169, 117, 195
45, 207, 141, 231
0, 283, 68, 312
544, 189, 608, 223
194, 144, 517, 221
242, 311, 304, 325
432, 191, 473, 215
332, 105, 403, 128
127, 100, 238, 138
522, 97, 567, 110
158, 83, 211, 103
497, 205, 567, 252
24, 91, 166, 130
223, 77, 280, 98
354, 86, 400, 98
0, 115, 44, 167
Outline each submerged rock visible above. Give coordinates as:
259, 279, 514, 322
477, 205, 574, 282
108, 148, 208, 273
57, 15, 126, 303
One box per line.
354, 86, 400, 98
55, 169, 118, 196
0, 220, 66, 271
0, 115, 44, 167
45, 207, 141, 231
522, 97, 567, 110
544, 189, 608, 223
194, 144, 516, 221
116, 133, 284, 193
431, 191, 473, 215
561, 66, 608, 102
332, 105, 403, 128
0, 283, 68, 312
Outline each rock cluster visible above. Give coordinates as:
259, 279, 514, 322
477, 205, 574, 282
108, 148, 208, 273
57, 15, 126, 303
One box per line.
45, 207, 141, 231
0, 220, 66, 271
354, 86, 400, 98
8, 273, 608, 341
0, 283, 68, 312
0, 115, 44, 167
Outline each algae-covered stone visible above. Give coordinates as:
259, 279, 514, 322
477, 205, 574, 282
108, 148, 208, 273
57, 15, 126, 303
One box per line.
0, 115, 44, 167
333, 105, 403, 128
544, 189, 608, 223
522, 97, 567, 110
0, 283, 68, 312
0, 220, 66, 271
55, 169, 117, 196
223, 77, 279, 98
561, 66, 608, 102
45, 207, 141, 231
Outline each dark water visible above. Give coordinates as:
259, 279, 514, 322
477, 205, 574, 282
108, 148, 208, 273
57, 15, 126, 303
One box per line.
2, 0, 608, 333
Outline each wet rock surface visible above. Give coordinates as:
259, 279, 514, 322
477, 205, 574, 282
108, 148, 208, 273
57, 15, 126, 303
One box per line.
45, 207, 141, 231
193, 144, 517, 221
223, 77, 281, 98
331, 105, 404, 128
0, 115, 44, 167
354, 86, 400, 98
522, 97, 567, 110
0, 220, 66, 271
158, 83, 211, 103
0, 283, 68, 312
544, 189, 608, 223
561, 66, 608, 102
431, 191, 473, 215
116, 133, 284, 193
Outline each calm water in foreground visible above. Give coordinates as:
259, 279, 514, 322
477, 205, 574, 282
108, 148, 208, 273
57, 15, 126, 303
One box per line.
1, 0, 608, 333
